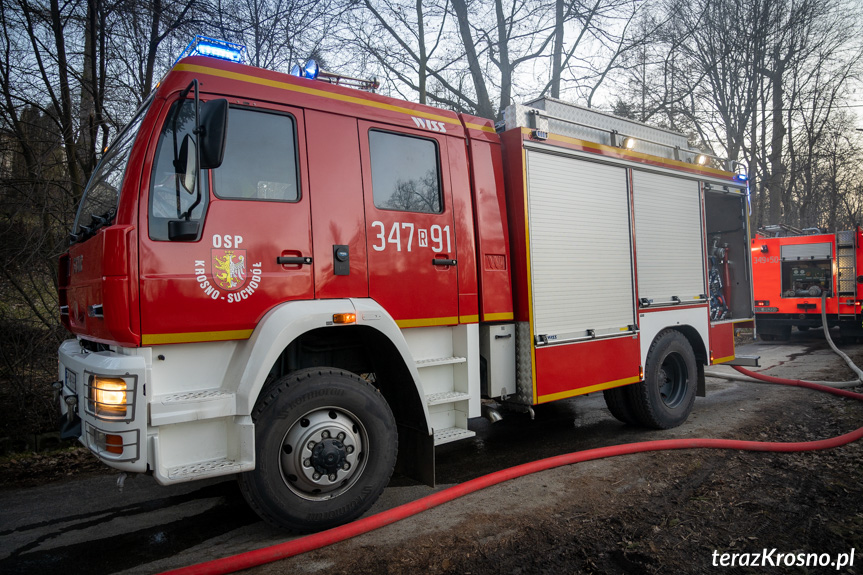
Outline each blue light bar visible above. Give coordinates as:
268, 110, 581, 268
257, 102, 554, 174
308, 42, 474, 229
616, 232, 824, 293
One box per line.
290, 59, 323, 80
174, 36, 248, 66
303, 59, 320, 80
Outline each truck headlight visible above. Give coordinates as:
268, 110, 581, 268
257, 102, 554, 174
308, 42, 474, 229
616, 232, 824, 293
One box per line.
91, 377, 128, 417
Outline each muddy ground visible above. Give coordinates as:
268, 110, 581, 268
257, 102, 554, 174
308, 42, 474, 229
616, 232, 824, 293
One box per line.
3, 331, 863, 574
248, 335, 863, 575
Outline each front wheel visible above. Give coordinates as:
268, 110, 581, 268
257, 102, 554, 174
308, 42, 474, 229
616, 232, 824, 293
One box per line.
628, 330, 697, 429
239, 368, 397, 532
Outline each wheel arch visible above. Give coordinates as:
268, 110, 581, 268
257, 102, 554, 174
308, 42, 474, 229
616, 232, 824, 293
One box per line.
668, 324, 708, 364
651, 324, 707, 398
235, 299, 431, 437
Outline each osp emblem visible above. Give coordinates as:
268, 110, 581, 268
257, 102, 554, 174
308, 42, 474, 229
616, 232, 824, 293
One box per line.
194, 235, 262, 303
212, 249, 246, 290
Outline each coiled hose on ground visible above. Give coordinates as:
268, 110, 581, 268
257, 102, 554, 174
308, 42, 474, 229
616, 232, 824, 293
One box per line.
160, 300, 863, 575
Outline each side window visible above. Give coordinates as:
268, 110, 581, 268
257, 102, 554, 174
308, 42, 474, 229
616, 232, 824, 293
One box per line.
213, 108, 299, 201
369, 130, 441, 214
148, 100, 209, 241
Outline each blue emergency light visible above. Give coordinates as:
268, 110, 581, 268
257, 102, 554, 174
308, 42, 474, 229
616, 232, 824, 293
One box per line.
174, 36, 248, 66
290, 59, 321, 80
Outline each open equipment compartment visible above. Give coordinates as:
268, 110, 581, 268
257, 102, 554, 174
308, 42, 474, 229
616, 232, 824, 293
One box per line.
704, 187, 752, 322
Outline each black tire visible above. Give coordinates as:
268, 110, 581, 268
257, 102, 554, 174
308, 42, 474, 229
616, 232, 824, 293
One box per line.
628, 330, 697, 429
759, 333, 776, 341
797, 326, 810, 332
603, 386, 639, 425
238, 368, 397, 532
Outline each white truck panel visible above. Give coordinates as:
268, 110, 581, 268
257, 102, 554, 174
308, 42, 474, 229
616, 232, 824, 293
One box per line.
526, 150, 636, 341
633, 170, 706, 305
638, 307, 709, 366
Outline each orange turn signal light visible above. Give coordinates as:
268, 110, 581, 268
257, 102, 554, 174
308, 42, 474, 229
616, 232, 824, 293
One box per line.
333, 313, 356, 324
638, 365, 644, 380
106, 434, 123, 454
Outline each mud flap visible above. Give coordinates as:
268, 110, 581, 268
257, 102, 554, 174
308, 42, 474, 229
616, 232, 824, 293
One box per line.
396, 423, 435, 487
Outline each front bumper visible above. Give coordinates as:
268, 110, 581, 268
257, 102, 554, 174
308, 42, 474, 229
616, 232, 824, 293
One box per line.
57, 339, 148, 473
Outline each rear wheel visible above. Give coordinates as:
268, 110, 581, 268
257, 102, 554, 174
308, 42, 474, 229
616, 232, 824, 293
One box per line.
603, 386, 638, 425
629, 330, 697, 429
239, 368, 397, 532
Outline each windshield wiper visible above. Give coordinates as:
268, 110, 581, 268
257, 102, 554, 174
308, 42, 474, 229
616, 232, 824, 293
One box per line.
69, 210, 116, 245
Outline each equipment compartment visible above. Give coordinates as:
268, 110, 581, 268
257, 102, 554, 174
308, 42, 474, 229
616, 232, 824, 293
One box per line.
704, 189, 752, 321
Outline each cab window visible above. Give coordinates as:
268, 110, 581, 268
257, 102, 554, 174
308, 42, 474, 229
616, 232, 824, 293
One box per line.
369, 130, 441, 213
148, 100, 209, 241
213, 108, 299, 202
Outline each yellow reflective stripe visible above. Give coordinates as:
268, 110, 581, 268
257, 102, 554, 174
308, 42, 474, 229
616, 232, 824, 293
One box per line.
483, 312, 514, 322
464, 122, 497, 134
142, 329, 253, 345
523, 147, 538, 402
538, 375, 641, 403
712, 355, 736, 365
523, 128, 735, 179
396, 316, 460, 329
459, 314, 480, 324
175, 63, 457, 128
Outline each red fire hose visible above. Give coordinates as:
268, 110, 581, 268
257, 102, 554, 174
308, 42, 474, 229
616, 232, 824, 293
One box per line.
159, 371, 863, 575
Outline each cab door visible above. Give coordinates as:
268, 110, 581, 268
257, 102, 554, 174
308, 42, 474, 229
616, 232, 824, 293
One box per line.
139, 99, 312, 344
359, 122, 459, 327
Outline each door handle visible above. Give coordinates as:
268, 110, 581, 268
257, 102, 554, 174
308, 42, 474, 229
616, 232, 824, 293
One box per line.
432, 258, 457, 266
277, 256, 313, 265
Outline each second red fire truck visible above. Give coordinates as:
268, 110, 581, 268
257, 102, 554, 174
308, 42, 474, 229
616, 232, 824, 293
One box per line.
55, 38, 754, 531
752, 225, 863, 340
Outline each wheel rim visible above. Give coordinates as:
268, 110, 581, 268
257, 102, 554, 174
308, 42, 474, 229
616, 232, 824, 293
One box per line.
279, 407, 368, 501
657, 352, 688, 408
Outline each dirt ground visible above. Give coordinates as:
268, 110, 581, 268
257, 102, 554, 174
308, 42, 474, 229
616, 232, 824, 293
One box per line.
250, 409, 863, 575
3, 334, 863, 574
247, 340, 863, 575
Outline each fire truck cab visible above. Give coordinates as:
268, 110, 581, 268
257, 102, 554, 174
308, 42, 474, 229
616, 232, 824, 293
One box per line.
55, 39, 755, 532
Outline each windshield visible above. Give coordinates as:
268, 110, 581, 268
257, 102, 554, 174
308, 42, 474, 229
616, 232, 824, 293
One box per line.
72, 96, 152, 242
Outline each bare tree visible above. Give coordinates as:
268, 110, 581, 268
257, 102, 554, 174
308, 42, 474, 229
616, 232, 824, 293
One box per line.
617, 0, 863, 230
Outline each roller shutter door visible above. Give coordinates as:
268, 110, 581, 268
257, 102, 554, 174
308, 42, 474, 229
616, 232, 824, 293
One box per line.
780, 243, 831, 260
526, 151, 636, 341
632, 170, 705, 305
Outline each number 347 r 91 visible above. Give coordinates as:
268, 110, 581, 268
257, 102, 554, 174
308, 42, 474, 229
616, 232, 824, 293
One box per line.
371, 221, 452, 253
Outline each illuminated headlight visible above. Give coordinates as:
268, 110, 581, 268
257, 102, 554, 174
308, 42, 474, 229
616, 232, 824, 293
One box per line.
90, 377, 128, 418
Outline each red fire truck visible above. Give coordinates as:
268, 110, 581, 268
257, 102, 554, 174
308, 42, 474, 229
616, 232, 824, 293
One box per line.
752, 225, 863, 340
55, 38, 754, 531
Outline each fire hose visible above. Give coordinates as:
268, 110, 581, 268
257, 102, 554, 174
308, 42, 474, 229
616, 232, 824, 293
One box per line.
160, 296, 863, 575
161, 385, 863, 573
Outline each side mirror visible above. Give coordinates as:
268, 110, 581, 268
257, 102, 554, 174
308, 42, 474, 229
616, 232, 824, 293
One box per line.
199, 99, 228, 169
175, 134, 198, 194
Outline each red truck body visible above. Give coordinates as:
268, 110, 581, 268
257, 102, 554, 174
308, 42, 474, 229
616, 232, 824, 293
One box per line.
56, 50, 754, 531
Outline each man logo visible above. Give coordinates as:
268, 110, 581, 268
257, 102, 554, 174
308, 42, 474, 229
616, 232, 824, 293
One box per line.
412, 116, 447, 133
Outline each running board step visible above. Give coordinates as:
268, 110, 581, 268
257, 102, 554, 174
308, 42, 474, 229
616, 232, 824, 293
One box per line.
434, 427, 475, 446
164, 457, 253, 481
150, 389, 236, 426
426, 391, 472, 406
416, 356, 467, 368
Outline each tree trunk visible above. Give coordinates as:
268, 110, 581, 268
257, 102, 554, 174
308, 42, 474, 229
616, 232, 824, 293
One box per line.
450, 0, 495, 119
